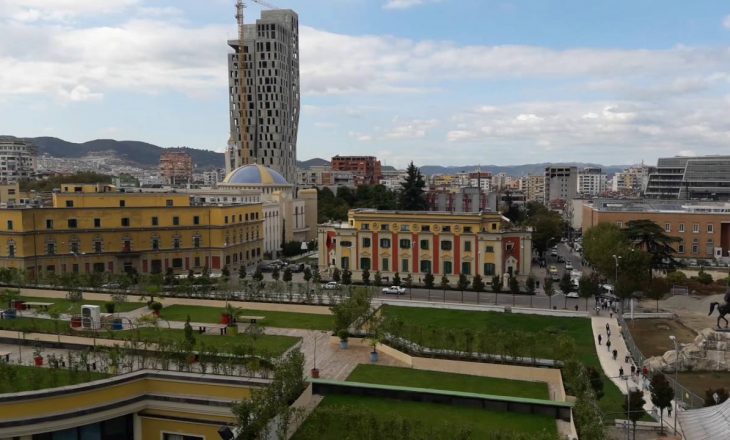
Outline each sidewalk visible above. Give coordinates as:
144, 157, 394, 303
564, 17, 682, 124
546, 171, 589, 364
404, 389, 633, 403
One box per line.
591, 315, 683, 438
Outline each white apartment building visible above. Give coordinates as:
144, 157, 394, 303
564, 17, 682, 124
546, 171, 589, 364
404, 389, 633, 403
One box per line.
577, 167, 607, 196
0, 137, 37, 183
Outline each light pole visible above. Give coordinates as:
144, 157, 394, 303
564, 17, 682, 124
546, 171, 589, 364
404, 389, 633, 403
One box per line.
612, 254, 622, 311
669, 335, 678, 437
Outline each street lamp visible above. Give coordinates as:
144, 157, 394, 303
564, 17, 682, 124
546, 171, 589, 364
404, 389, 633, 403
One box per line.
669, 335, 678, 436
612, 254, 622, 310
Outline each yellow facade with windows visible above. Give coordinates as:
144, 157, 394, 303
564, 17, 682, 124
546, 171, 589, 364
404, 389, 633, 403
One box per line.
0, 186, 263, 277
318, 209, 532, 284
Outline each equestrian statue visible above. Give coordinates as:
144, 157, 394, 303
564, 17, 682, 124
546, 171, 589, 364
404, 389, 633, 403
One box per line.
709, 290, 730, 329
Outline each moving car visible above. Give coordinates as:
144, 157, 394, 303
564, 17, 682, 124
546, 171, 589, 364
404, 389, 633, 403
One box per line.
382, 285, 406, 295
565, 261, 573, 271
566, 292, 580, 298
323, 281, 339, 290
548, 265, 558, 274
551, 248, 558, 257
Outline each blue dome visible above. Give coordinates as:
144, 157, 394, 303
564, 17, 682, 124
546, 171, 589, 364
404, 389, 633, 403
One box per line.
223, 164, 288, 185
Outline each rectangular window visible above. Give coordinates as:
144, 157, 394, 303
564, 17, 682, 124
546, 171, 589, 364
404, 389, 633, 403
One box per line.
443, 261, 452, 274
173, 216, 180, 226
464, 241, 472, 252
194, 256, 201, 267
225, 216, 229, 224
8, 244, 15, 257
678, 243, 685, 253
46, 219, 54, 229
484, 263, 496, 276
440, 240, 452, 251
491, 223, 497, 231
706, 239, 714, 255
400, 224, 410, 232
442, 226, 451, 232
485, 245, 494, 253
399, 239, 411, 249
341, 257, 350, 270
119, 200, 126, 207
47, 243, 55, 255
380, 238, 391, 248
6, 220, 12, 230
692, 223, 699, 233
420, 239, 430, 250
152, 239, 160, 250
163, 433, 204, 440
401, 259, 409, 273
94, 218, 101, 228
166, 199, 173, 207
362, 237, 371, 248
360, 257, 371, 270
463, 226, 472, 233
692, 239, 699, 254
461, 262, 471, 275
65, 200, 73, 207
193, 216, 200, 225
616, 221, 623, 228
121, 218, 130, 227
707, 224, 714, 233
173, 238, 181, 249
172, 258, 183, 268
94, 241, 102, 253
340, 241, 352, 247
193, 237, 201, 248
68, 219, 78, 228
421, 225, 430, 232
664, 223, 671, 233
361, 223, 370, 230
380, 224, 389, 231
382, 258, 389, 271
420, 260, 431, 273
70, 242, 80, 254
678, 223, 685, 233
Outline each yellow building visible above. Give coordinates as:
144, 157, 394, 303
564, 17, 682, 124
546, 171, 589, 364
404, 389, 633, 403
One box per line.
0, 369, 265, 439
318, 209, 532, 283
0, 184, 263, 278
0, 182, 31, 207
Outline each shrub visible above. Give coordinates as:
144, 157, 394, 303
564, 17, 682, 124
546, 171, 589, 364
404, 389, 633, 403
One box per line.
665, 271, 687, 285
104, 302, 115, 314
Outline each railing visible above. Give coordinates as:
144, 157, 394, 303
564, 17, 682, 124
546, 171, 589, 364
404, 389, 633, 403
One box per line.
617, 314, 705, 409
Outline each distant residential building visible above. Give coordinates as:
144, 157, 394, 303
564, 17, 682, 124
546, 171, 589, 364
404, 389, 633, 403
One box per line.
491, 172, 511, 191
645, 156, 730, 200
525, 175, 545, 204
577, 167, 607, 196
544, 166, 577, 204
226, 9, 300, 183
380, 169, 408, 191
297, 166, 355, 188
487, 190, 527, 212
0, 183, 31, 207
468, 172, 492, 191
201, 169, 226, 186
612, 165, 651, 195
331, 155, 382, 186
431, 174, 457, 188
159, 151, 193, 186
0, 137, 37, 183
427, 187, 487, 213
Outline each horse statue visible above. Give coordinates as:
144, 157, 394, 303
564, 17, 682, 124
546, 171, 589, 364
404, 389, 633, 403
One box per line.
709, 290, 730, 329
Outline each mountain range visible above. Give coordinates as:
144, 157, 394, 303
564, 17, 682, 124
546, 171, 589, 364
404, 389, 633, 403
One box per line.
13, 136, 631, 175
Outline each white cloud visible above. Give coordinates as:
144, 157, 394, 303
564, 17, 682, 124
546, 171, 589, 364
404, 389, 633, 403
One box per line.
2, 0, 139, 23
383, 0, 427, 10
724, 15, 730, 29
58, 84, 102, 102
384, 118, 438, 139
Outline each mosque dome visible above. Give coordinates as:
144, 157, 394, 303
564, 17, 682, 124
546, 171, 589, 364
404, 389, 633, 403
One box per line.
222, 164, 288, 185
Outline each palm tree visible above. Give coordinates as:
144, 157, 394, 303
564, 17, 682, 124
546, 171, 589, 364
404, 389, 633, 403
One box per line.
625, 220, 681, 278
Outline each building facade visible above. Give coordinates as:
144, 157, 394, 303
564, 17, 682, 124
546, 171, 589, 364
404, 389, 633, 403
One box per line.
577, 167, 607, 196
645, 156, 730, 200
612, 165, 650, 196
330, 156, 382, 186
525, 175, 546, 204
0, 184, 263, 279
159, 151, 193, 186
318, 209, 532, 284
582, 199, 730, 260
0, 137, 37, 183
226, 9, 300, 184
426, 187, 487, 213
545, 166, 577, 204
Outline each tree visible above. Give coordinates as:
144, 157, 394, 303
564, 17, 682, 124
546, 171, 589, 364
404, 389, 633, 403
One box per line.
392, 272, 401, 286
399, 161, 427, 211
579, 273, 600, 310
332, 268, 341, 283
282, 268, 293, 295
341, 269, 352, 286
238, 265, 247, 280
509, 276, 520, 295
524, 202, 564, 257
183, 315, 196, 350
373, 270, 382, 287
403, 273, 413, 292
271, 267, 280, 283
221, 265, 230, 282
650, 373, 674, 435
457, 273, 469, 292
424, 272, 434, 290
472, 274, 485, 293
625, 219, 681, 278
253, 267, 264, 283
440, 274, 450, 293
303, 266, 312, 285
586, 366, 604, 399
583, 222, 631, 277
544, 277, 555, 308
624, 390, 646, 440
645, 277, 670, 312
525, 275, 536, 295
361, 269, 371, 286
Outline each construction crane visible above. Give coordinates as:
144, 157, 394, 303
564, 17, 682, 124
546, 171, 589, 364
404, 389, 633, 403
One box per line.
233, 0, 279, 169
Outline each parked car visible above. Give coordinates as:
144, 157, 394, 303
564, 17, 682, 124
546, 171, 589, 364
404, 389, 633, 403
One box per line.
566, 291, 580, 298
550, 249, 558, 257
101, 283, 121, 289
548, 265, 558, 274
322, 281, 339, 290
564, 261, 573, 270
382, 285, 406, 295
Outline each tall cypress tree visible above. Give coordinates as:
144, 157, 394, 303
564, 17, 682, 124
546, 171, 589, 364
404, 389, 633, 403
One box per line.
399, 161, 427, 211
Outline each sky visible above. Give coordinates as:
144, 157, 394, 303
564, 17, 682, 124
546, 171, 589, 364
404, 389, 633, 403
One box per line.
0, 0, 729, 169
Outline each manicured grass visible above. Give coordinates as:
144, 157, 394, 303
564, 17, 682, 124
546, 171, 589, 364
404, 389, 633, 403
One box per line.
293, 394, 558, 440
347, 364, 550, 400
0, 317, 298, 357
0, 363, 108, 393
161, 304, 333, 331
16, 295, 145, 314
382, 306, 628, 421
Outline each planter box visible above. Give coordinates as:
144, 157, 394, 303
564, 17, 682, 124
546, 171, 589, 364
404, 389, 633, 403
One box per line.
33, 356, 43, 366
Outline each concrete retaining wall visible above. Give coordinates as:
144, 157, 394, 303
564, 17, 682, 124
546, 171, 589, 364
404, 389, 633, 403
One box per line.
377, 298, 590, 318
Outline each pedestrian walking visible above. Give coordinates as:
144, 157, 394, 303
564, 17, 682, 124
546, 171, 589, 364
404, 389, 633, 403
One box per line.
605, 323, 610, 332
613, 349, 618, 361
619, 366, 624, 378
668, 406, 672, 417
607, 328, 611, 338
630, 365, 636, 376
625, 354, 630, 363
598, 334, 602, 345
607, 339, 612, 352
610, 311, 613, 319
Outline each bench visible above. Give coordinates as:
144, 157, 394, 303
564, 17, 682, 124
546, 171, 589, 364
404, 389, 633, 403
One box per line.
190, 322, 230, 335
0, 351, 10, 362
23, 302, 54, 311
238, 315, 266, 325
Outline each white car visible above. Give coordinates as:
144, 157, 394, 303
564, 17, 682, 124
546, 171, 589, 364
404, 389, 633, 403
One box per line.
567, 291, 580, 298
565, 261, 573, 271
382, 285, 406, 295
323, 281, 339, 290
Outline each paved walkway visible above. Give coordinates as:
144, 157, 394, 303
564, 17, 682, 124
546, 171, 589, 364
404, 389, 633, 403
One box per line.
591, 316, 683, 438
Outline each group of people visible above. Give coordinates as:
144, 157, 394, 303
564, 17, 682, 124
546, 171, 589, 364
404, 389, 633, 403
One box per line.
595, 297, 618, 318
598, 321, 651, 390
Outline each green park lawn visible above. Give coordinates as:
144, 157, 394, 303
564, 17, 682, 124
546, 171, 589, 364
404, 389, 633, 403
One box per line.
381, 306, 629, 421
0, 317, 298, 357
347, 364, 549, 400
293, 394, 558, 440
16, 295, 145, 315
0, 363, 108, 394
160, 304, 333, 331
